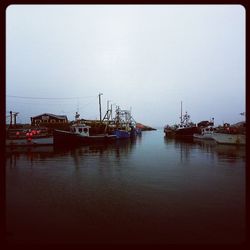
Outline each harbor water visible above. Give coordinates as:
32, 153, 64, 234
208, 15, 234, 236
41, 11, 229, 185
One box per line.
6, 130, 246, 244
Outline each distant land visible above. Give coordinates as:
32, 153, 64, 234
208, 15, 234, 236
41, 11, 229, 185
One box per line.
136, 123, 157, 131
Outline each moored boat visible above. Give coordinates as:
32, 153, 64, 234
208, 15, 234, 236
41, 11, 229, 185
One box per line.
113, 129, 130, 139
193, 119, 215, 140
212, 133, 245, 145
164, 102, 198, 139
6, 127, 51, 138
175, 102, 199, 138
111, 107, 141, 139
212, 121, 246, 145
54, 123, 117, 146
193, 128, 214, 140
6, 136, 53, 146
164, 125, 176, 138
6, 127, 53, 146
175, 123, 199, 139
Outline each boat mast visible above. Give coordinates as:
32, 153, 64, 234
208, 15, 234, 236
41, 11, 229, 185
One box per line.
98, 93, 103, 122
180, 101, 183, 125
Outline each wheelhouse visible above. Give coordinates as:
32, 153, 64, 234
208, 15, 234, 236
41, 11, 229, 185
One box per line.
70, 124, 91, 136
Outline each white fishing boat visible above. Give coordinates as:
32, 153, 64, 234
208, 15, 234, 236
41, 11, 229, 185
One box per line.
212, 133, 245, 145
212, 121, 246, 145
193, 126, 215, 140
6, 136, 53, 146
193, 119, 215, 140
6, 128, 53, 146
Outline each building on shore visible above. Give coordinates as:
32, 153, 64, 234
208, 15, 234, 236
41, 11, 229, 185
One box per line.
30, 113, 68, 127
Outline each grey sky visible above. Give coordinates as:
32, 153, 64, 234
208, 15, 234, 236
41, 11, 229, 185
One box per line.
6, 5, 245, 127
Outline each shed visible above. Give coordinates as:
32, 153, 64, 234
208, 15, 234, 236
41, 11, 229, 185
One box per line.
31, 113, 68, 125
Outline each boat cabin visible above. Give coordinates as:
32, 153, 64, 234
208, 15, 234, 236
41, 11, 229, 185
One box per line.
70, 124, 91, 137
200, 126, 215, 135
178, 124, 193, 129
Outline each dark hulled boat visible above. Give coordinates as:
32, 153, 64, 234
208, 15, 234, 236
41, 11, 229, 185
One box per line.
164, 102, 199, 139
54, 123, 116, 146
174, 125, 199, 139
174, 111, 199, 138
164, 125, 176, 138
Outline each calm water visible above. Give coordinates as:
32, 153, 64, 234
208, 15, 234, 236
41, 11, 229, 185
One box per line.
6, 130, 246, 244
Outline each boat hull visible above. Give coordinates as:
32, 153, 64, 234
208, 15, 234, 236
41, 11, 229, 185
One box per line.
54, 129, 117, 145
113, 130, 130, 139
174, 126, 199, 139
193, 133, 214, 140
164, 129, 176, 138
6, 136, 53, 146
212, 133, 245, 145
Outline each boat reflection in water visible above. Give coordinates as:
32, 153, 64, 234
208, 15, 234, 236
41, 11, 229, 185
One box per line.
6, 139, 137, 169
193, 139, 246, 162
6, 130, 244, 244
66, 139, 137, 169
164, 136, 246, 163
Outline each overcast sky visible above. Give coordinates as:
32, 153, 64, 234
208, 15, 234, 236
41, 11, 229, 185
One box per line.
6, 4, 245, 127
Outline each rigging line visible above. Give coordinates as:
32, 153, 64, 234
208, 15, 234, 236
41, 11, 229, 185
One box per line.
6, 95, 96, 100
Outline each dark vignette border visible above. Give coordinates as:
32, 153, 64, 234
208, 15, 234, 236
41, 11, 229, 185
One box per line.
0, 1, 248, 250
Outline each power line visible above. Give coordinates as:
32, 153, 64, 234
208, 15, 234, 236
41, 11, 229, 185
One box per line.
7, 100, 80, 105
6, 95, 96, 100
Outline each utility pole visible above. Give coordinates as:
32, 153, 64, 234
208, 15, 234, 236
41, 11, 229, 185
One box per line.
9, 111, 19, 127
13, 112, 19, 126
98, 93, 103, 122
10, 111, 12, 127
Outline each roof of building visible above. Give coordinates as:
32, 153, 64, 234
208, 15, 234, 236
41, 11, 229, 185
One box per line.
232, 121, 245, 127
31, 113, 68, 120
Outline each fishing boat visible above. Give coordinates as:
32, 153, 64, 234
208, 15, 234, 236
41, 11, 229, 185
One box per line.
53, 123, 117, 145
113, 129, 131, 139
6, 137, 53, 146
90, 97, 141, 139
113, 125, 141, 139
212, 121, 246, 145
6, 128, 53, 146
193, 119, 215, 140
111, 107, 141, 139
164, 125, 177, 138
193, 126, 215, 140
175, 108, 199, 138
212, 133, 245, 145
164, 102, 198, 139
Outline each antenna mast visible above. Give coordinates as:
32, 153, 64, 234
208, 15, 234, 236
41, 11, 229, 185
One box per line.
180, 101, 183, 124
